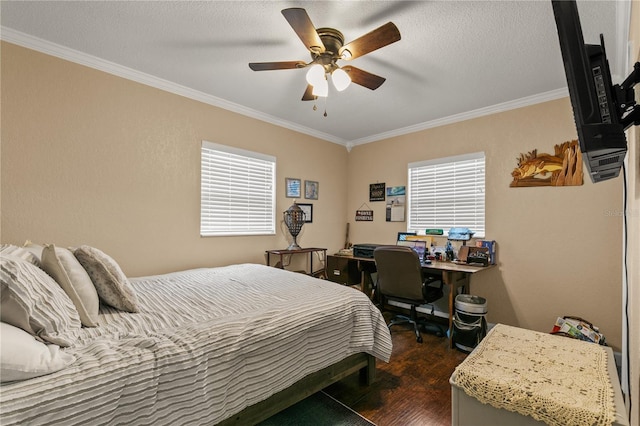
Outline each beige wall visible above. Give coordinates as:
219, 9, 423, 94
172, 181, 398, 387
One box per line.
1, 42, 349, 276
347, 98, 624, 350
0, 41, 628, 352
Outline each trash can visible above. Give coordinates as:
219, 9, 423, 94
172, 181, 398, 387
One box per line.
453, 294, 487, 352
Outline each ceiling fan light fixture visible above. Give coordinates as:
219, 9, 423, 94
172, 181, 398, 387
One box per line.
331, 68, 351, 91
312, 78, 328, 97
248, 9, 401, 102
305, 64, 325, 87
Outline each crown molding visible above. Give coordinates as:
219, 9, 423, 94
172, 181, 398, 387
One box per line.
349, 88, 570, 147
0, 27, 347, 146
1, 26, 583, 149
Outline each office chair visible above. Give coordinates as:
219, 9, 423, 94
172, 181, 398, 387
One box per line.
373, 246, 445, 343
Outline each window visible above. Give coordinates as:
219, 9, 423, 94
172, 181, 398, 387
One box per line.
200, 141, 276, 236
407, 152, 485, 238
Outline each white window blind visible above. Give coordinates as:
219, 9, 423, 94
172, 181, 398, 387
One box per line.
200, 141, 276, 236
408, 152, 485, 237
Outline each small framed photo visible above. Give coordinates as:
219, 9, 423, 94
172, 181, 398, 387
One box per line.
298, 203, 313, 223
286, 178, 301, 198
305, 180, 319, 200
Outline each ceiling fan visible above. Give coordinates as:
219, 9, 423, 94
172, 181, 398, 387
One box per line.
249, 8, 401, 101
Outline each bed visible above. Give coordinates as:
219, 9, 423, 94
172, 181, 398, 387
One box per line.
1, 246, 392, 426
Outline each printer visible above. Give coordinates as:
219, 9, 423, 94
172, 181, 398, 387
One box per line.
353, 243, 384, 259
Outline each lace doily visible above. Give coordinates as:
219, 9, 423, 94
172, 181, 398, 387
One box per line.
452, 324, 615, 426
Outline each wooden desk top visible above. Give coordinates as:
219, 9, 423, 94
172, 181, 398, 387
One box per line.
329, 254, 494, 274
424, 260, 494, 274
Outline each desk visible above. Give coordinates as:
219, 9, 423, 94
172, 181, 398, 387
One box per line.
326, 254, 494, 347
266, 248, 327, 278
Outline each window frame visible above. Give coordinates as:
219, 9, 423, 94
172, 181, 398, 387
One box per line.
407, 152, 486, 238
200, 141, 276, 237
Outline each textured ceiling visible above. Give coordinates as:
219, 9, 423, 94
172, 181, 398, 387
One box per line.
0, 1, 629, 147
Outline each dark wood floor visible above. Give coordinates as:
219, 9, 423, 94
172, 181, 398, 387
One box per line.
325, 315, 469, 426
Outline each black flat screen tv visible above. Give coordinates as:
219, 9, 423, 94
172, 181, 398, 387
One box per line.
551, 0, 627, 183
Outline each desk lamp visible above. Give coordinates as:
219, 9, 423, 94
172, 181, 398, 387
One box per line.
284, 202, 305, 250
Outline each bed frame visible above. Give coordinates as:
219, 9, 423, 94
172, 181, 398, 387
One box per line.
218, 352, 375, 425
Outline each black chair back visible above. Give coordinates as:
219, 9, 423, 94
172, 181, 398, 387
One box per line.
374, 246, 424, 303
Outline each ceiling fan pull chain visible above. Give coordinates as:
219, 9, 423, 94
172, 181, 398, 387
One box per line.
323, 96, 328, 117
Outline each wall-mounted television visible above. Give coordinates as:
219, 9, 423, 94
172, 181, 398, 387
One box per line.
551, 0, 639, 183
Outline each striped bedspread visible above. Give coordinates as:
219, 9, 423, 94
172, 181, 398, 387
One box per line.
0, 264, 392, 425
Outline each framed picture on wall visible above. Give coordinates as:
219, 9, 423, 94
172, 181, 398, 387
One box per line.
305, 180, 319, 200
369, 183, 385, 201
386, 186, 406, 222
286, 178, 301, 198
298, 203, 313, 223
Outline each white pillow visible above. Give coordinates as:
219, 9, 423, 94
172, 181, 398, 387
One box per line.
74, 245, 139, 313
41, 244, 100, 327
0, 322, 76, 383
0, 257, 81, 347
0, 244, 40, 267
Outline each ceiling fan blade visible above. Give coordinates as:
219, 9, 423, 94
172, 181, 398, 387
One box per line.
301, 85, 316, 101
249, 61, 306, 71
339, 22, 401, 60
342, 66, 386, 90
281, 8, 325, 53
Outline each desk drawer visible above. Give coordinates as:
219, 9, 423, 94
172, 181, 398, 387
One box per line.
326, 256, 360, 285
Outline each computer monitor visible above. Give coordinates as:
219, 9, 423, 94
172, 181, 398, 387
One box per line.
397, 232, 417, 242
397, 240, 427, 261
551, 0, 639, 183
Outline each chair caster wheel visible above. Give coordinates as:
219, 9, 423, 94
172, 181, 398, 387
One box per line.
416, 336, 423, 343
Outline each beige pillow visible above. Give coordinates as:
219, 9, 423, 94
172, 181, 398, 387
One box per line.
74, 245, 139, 313
41, 244, 100, 327
0, 257, 81, 347
22, 241, 44, 266
1, 322, 76, 383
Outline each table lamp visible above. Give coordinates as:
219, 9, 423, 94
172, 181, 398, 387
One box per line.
284, 202, 305, 250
